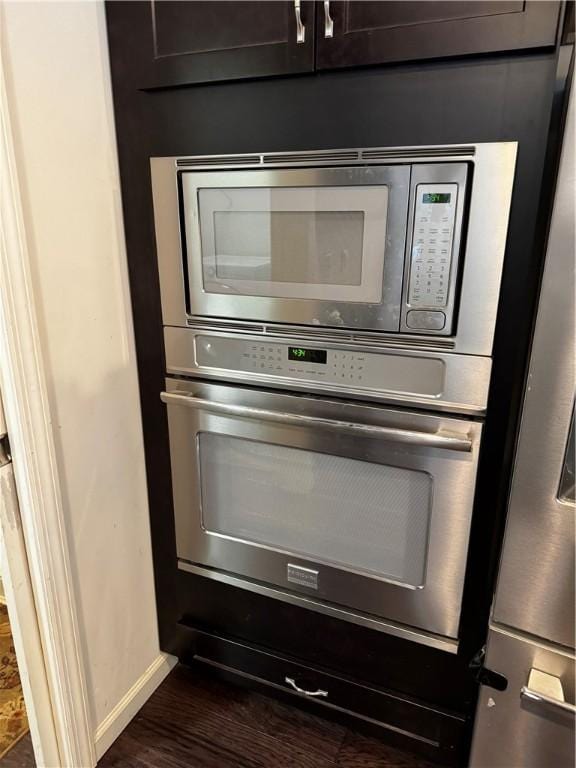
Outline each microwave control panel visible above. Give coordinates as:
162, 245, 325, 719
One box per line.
408, 184, 457, 311
401, 164, 467, 336
194, 335, 444, 398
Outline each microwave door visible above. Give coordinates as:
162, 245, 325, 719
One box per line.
199, 186, 386, 302
180, 165, 410, 332
162, 380, 482, 640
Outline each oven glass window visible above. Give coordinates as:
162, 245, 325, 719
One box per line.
198, 433, 432, 588
197, 186, 388, 303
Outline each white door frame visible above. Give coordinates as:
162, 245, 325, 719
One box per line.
0, 58, 96, 768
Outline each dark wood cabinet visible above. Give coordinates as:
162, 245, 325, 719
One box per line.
108, 1, 316, 89
315, 1, 562, 70
106, 1, 563, 90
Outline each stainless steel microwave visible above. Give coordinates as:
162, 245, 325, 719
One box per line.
151, 143, 517, 356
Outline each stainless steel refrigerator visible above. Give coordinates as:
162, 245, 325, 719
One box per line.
470, 85, 575, 766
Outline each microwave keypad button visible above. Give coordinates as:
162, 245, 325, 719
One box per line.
406, 310, 446, 331
409, 183, 457, 310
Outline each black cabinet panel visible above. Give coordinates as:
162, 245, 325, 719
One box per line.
154, 1, 290, 57
107, 1, 563, 91
343, 1, 524, 31
316, 1, 562, 70
177, 570, 473, 714
106, 1, 316, 89
183, 628, 467, 766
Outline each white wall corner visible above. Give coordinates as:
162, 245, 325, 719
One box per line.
0, 30, 96, 768
94, 653, 177, 760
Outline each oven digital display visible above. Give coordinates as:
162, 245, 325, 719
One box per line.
288, 347, 327, 364
423, 192, 451, 204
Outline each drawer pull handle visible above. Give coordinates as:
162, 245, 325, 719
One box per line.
285, 676, 328, 698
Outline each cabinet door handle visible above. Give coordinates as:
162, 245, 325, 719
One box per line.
285, 677, 328, 697
294, 0, 305, 44
323, 1, 334, 38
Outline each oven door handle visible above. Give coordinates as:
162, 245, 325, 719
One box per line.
160, 392, 473, 452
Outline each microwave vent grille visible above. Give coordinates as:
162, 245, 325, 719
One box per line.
175, 146, 474, 169
262, 150, 360, 165
269, 326, 354, 342
186, 318, 265, 334
186, 318, 456, 350
361, 146, 474, 160
177, 154, 261, 168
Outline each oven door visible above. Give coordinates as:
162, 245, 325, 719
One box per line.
180, 165, 410, 332
163, 380, 481, 642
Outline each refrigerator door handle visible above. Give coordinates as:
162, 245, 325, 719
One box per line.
521, 669, 576, 718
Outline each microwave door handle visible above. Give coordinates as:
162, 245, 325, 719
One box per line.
160, 392, 473, 452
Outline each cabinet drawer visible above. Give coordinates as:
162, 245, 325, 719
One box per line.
184, 627, 466, 765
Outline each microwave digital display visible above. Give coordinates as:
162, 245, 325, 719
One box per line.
288, 347, 327, 364
423, 193, 451, 204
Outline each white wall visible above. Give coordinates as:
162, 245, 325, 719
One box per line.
1, 0, 172, 754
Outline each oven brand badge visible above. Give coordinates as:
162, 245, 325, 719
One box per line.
287, 563, 319, 590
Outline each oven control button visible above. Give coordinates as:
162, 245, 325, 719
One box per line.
406, 310, 446, 331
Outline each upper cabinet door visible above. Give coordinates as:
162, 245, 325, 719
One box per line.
316, 1, 562, 71
107, 1, 316, 89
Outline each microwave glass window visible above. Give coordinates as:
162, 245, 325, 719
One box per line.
197, 185, 389, 303
212, 210, 364, 286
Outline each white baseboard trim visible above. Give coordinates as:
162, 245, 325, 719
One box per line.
94, 652, 178, 760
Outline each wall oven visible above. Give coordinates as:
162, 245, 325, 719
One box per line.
164, 380, 481, 651
151, 144, 517, 651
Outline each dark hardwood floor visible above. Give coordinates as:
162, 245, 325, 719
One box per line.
0, 665, 441, 767
99, 664, 439, 768
0, 733, 35, 768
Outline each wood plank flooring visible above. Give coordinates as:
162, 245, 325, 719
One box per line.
0, 733, 34, 768
99, 664, 439, 768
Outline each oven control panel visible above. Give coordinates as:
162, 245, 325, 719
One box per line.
194, 335, 444, 397
408, 183, 457, 311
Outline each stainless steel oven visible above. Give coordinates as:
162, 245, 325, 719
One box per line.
163, 379, 482, 651
152, 143, 516, 355
153, 143, 517, 651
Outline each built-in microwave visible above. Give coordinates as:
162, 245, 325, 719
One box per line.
151, 144, 517, 356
